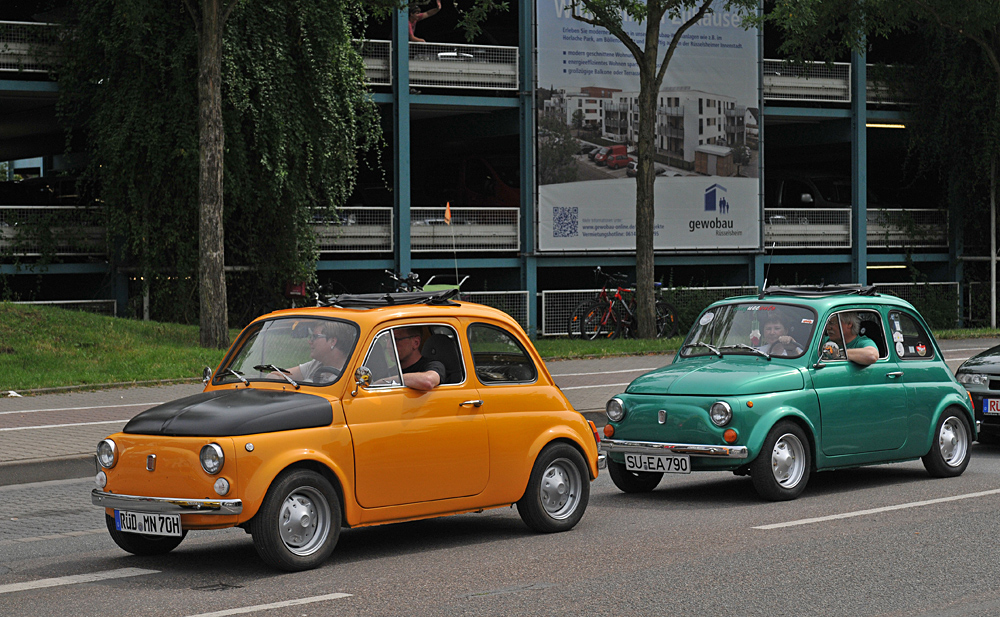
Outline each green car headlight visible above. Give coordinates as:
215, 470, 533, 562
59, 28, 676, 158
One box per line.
710, 401, 733, 427
606, 397, 625, 422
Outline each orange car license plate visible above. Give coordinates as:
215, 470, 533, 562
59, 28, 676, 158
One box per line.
115, 510, 182, 536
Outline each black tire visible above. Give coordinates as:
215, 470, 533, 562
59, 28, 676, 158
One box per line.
249, 469, 341, 572
517, 443, 590, 533
750, 421, 811, 501
104, 514, 187, 556
582, 302, 620, 340
607, 458, 663, 493
655, 301, 680, 339
566, 300, 596, 339
922, 409, 972, 477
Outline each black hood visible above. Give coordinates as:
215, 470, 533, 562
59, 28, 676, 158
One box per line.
960, 344, 1000, 374
123, 389, 333, 437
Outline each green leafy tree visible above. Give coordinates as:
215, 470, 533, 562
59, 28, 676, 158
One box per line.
566, 0, 758, 338
761, 0, 1000, 325
56, 0, 387, 341
538, 114, 580, 185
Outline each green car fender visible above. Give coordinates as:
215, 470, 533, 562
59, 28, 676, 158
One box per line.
918, 392, 976, 455
743, 404, 819, 464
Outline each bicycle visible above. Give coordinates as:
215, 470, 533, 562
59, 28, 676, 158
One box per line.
567, 267, 679, 340
384, 270, 423, 292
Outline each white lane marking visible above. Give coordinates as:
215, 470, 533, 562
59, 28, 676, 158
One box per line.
0, 420, 128, 432
551, 367, 659, 378
753, 488, 1000, 530
560, 382, 632, 391
184, 593, 352, 617
0, 402, 162, 416
0, 567, 158, 595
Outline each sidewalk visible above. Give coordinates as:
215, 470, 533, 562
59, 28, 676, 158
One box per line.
0, 354, 674, 486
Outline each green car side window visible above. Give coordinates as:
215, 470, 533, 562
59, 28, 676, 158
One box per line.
889, 311, 935, 360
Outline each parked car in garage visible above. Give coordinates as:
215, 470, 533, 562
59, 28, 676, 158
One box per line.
955, 346, 1000, 443
92, 290, 601, 571
599, 286, 974, 501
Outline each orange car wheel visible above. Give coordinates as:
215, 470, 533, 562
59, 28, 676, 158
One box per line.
249, 469, 341, 572
516, 443, 590, 533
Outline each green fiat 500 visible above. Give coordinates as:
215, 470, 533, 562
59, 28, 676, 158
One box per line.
598, 286, 975, 501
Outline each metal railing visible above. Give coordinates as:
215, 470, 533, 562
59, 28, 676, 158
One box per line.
0, 21, 61, 73
762, 59, 903, 104
764, 208, 852, 249
314, 206, 394, 254
463, 290, 530, 332
866, 209, 948, 248
357, 39, 518, 90
410, 207, 519, 252
0, 206, 105, 256
539, 285, 757, 337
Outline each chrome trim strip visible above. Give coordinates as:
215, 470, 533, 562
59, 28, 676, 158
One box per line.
92, 489, 243, 515
599, 437, 748, 459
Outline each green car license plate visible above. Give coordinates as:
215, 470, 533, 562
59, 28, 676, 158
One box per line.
624, 453, 690, 474
114, 509, 182, 536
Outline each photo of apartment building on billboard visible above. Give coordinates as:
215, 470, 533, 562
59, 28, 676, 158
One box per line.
535, 4, 760, 252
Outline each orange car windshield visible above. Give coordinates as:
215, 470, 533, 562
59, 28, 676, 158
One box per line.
218, 317, 360, 386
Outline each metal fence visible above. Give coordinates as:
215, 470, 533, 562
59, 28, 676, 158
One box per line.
411, 207, 519, 252
462, 290, 530, 332
762, 59, 903, 104
10, 299, 117, 316
356, 39, 391, 85
408, 42, 518, 90
0, 206, 105, 256
0, 21, 61, 72
314, 207, 393, 254
866, 209, 948, 248
764, 208, 852, 249
539, 285, 758, 337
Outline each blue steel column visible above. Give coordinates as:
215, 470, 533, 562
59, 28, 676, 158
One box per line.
519, 0, 538, 336
851, 50, 867, 285
753, 8, 766, 290
393, 10, 412, 276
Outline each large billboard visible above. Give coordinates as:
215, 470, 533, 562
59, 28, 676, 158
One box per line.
535, 2, 760, 252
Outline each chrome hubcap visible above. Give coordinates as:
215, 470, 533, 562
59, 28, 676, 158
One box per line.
771, 433, 806, 488
278, 486, 331, 556
540, 458, 582, 520
939, 416, 969, 467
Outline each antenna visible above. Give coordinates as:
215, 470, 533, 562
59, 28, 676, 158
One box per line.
758, 241, 776, 299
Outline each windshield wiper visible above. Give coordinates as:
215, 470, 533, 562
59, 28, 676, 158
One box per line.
720, 343, 771, 360
682, 342, 722, 358
222, 368, 250, 386
254, 364, 300, 389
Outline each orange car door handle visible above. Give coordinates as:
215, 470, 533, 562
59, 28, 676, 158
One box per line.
460, 399, 484, 408
886, 371, 903, 379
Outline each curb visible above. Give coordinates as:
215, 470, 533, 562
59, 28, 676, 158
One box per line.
0, 454, 95, 487
3, 378, 202, 398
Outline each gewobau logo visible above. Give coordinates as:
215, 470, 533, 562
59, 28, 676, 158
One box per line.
689, 183, 737, 233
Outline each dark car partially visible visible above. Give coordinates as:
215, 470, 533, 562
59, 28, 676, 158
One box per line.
956, 346, 1000, 443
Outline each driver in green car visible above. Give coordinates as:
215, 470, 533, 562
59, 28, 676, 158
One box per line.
822, 311, 878, 366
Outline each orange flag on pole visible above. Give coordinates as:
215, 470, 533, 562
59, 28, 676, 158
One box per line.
444, 201, 452, 225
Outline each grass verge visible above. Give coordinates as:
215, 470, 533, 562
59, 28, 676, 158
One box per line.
2, 303, 998, 393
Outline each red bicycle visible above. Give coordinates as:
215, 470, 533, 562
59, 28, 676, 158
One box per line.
567, 267, 679, 340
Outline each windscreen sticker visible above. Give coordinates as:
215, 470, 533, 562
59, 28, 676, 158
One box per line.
916, 343, 927, 356
908, 346, 916, 354
892, 331, 904, 343
801, 319, 814, 324
699, 312, 715, 326
896, 342, 905, 356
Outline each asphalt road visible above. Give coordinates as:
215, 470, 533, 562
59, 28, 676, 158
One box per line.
1, 338, 999, 616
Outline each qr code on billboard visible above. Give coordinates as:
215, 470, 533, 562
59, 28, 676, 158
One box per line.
553, 206, 578, 237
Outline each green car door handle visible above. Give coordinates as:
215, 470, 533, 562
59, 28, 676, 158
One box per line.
886, 371, 903, 379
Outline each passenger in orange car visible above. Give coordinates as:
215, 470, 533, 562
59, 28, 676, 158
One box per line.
394, 327, 445, 390
286, 321, 353, 382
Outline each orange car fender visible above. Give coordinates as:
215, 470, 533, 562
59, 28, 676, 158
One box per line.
522, 424, 599, 488
235, 426, 356, 524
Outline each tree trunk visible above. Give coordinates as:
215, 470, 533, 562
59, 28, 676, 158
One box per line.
197, 0, 229, 349
633, 8, 664, 339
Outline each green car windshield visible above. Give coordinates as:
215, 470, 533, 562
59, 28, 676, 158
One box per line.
681, 302, 817, 359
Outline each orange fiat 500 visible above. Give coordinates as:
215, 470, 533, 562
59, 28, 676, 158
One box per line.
92, 290, 600, 571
